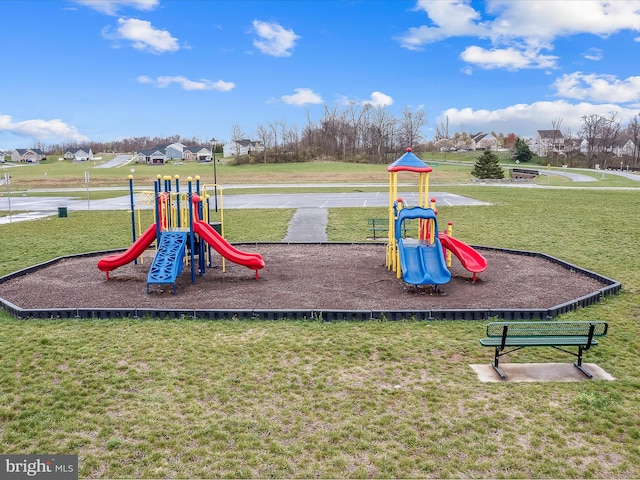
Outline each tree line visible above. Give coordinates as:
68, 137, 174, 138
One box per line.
33, 107, 639, 169
34, 135, 216, 157
235, 104, 427, 164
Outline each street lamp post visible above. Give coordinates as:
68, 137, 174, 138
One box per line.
210, 138, 218, 212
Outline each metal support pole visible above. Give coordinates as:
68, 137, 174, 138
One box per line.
211, 138, 218, 212
129, 175, 138, 264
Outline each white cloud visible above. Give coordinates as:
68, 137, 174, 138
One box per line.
582, 47, 603, 61
103, 18, 179, 54
438, 100, 639, 138
399, 1, 640, 70
396, 0, 487, 50
136, 75, 153, 84
362, 91, 393, 107
281, 88, 323, 106
137, 75, 235, 91
461, 45, 557, 70
553, 72, 640, 103
252, 20, 300, 57
74, 0, 158, 15
0, 114, 88, 143
486, 0, 640, 41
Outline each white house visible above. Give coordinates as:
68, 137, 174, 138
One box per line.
63, 147, 93, 161
137, 148, 166, 165
183, 146, 213, 162
223, 139, 264, 158
11, 148, 45, 163
165, 142, 186, 160
470, 132, 498, 150
580, 137, 637, 158
530, 130, 565, 156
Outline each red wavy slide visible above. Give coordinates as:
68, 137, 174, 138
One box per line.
97, 224, 157, 279
438, 233, 487, 281
194, 220, 265, 278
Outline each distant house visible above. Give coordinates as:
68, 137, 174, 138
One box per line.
617, 138, 637, 157
563, 137, 581, 155
580, 137, 637, 158
223, 139, 264, 157
63, 147, 93, 161
530, 130, 565, 157
11, 148, 46, 163
470, 132, 498, 150
164, 143, 187, 160
137, 148, 167, 165
183, 146, 213, 162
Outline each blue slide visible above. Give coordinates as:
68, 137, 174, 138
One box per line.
397, 238, 451, 286
395, 207, 451, 286
147, 232, 187, 293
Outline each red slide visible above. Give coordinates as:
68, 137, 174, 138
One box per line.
438, 233, 487, 281
97, 224, 157, 279
194, 220, 265, 278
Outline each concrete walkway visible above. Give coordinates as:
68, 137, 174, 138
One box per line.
282, 208, 328, 242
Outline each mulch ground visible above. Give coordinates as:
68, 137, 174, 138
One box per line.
1, 243, 606, 311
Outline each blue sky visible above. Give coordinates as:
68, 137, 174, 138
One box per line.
1, 0, 640, 150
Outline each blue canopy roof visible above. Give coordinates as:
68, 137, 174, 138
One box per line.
387, 148, 432, 173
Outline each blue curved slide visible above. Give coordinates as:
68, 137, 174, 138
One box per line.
397, 238, 451, 286
395, 206, 451, 286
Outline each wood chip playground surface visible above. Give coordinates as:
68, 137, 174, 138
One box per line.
0, 243, 616, 320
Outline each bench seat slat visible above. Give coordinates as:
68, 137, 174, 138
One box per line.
485, 321, 608, 338
480, 337, 599, 347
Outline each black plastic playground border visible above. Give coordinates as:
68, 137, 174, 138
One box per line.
0, 243, 622, 321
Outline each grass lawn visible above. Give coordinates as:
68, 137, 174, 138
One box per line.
1, 162, 640, 478
3, 154, 639, 193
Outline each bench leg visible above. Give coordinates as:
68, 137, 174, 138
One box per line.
492, 348, 507, 379
573, 362, 594, 378
573, 346, 593, 378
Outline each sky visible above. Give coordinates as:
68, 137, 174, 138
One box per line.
1, 0, 640, 150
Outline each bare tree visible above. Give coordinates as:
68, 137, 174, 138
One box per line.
549, 118, 563, 160
368, 106, 396, 162
230, 124, 245, 157
600, 112, 620, 168
625, 114, 640, 168
561, 126, 577, 166
435, 116, 449, 140
255, 124, 271, 163
398, 108, 426, 150
268, 121, 281, 162
580, 113, 622, 168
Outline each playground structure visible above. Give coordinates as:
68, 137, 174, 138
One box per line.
97, 175, 264, 293
386, 148, 487, 287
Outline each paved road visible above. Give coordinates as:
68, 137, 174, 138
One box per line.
0, 190, 489, 224
592, 169, 640, 181
2, 167, 639, 226
537, 170, 596, 182
95, 154, 134, 168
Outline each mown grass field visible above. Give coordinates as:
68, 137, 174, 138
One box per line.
3, 153, 639, 194
1, 160, 639, 478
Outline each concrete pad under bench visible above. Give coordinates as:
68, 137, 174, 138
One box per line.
470, 363, 615, 383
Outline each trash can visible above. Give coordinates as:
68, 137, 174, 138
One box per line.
58, 207, 68, 218
209, 222, 222, 234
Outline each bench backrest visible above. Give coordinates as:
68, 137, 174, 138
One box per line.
486, 321, 608, 338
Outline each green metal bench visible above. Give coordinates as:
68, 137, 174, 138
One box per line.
480, 321, 608, 379
367, 218, 388, 239
368, 218, 411, 240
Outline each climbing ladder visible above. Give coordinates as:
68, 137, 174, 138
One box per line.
147, 232, 188, 294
